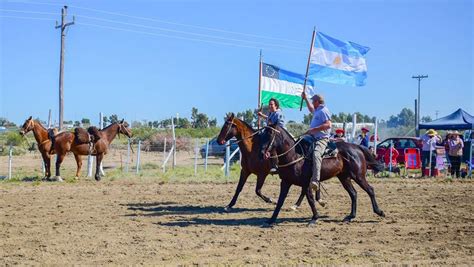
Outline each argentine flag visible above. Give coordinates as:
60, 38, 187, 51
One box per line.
261, 63, 315, 109
309, 32, 370, 86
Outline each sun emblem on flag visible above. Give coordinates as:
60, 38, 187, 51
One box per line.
333, 56, 342, 66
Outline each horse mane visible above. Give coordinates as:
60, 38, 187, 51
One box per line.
235, 118, 256, 133
274, 125, 296, 142
101, 122, 119, 131
34, 120, 47, 131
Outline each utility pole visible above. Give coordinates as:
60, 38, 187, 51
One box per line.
55, 6, 74, 130
412, 75, 428, 136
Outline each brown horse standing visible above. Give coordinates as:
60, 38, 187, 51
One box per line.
53, 119, 132, 181
260, 124, 385, 226
217, 113, 305, 211
19, 116, 56, 179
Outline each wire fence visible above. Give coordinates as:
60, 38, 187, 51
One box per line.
0, 135, 241, 180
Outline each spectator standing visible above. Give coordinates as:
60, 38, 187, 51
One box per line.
420, 129, 442, 177
448, 131, 464, 178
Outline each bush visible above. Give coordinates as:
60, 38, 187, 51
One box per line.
286, 122, 307, 137
5, 131, 26, 146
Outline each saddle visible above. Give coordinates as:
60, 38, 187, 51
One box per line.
296, 135, 338, 159
74, 127, 101, 145
48, 128, 59, 155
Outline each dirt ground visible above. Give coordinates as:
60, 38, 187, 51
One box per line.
0, 177, 473, 265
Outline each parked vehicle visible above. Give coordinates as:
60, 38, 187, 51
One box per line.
376, 137, 422, 164
200, 137, 239, 158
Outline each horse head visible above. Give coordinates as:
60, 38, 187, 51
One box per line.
19, 116, 34, 136
117, 119, 132, 138
217, 113, 237, 145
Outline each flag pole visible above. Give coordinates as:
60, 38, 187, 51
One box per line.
300, 27, 316, 111
257, 49, 263, 128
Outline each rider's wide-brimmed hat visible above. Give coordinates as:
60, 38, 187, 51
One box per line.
426, 129, 438, 136
450, 130, 462, 136
361, 127, 370, 132
335, 128, 345, 134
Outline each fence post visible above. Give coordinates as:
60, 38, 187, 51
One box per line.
225, 140, 230, 177
194, 139, 199, 176
172, 117, 176, 168
351, 113, 357, 143
389, 140, 393, 174
125, 139, 131, 173
87, 154, 93, 177
373, 118, 378, 156
41, 159, 45, 176
7, 145, 12, 179
204, 138, 209, 172
136, 140, 141, 174
162, 137, 167, 173
98, 112, 106, 176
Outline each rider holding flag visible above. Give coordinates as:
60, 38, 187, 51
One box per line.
301, 91, 332, 201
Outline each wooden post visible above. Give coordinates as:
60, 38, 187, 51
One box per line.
99, 112, 104, 176
55, 6, 74, 130
125, 138, 130, 173
47, 109, 52, 128
299, 27, 316, 111
389, 140, 393, 174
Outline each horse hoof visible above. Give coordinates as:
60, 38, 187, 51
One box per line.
343, 216, 354, 222
290, 205, 299, 211
54, 176, 63, 182
307, 219, 317, 227
223, 206, 232, 213
317, 199, 327, 208
378, 210, 386, 217
95, 176, 101, 181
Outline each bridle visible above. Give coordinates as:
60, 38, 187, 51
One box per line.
222, 118, 264, 147
263, 126, 307, 168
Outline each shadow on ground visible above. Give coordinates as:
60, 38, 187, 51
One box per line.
123, 202, 271, 217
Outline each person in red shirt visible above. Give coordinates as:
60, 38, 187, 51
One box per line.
383, 146, 400, 175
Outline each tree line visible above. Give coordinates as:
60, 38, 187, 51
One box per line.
0, 107, 432, 130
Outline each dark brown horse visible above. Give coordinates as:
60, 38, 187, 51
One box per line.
260, 124, 385, 226
19, 116, 56, 178
217, 113, 305, 211
53, 119, 132, 181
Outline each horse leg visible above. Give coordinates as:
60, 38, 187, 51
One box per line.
305, 186, 319, 226
74, 153, 82, 179
255, 174, 274, 204
353, 176, 385, 217
41, 152, 51, 179
290, 188, 305, 211
224, 169, 249, 211
338, 176, 357, 222
54, 154, 65, 182
264, 179, 291, 226
95, 153, 103, 181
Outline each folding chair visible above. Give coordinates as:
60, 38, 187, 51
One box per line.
404, 148, 421, 177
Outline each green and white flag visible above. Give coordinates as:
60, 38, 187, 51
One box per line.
260, 63, 315, 108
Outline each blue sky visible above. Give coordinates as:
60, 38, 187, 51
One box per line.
1, 0, 473, 126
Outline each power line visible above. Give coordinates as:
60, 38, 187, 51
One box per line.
0, 15, 305, 53
6, 0, 306, 44
0, 8, 305, 50
76, 22, 304, 53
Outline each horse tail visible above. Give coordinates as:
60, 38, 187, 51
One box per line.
358, 145, 384, 173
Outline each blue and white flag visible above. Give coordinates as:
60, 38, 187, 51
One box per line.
309, 32, 370, 86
